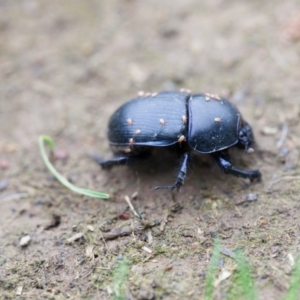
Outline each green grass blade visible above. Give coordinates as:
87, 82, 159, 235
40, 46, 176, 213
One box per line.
112, 259, 130, 300
233, 250, 256, 300
39, 135, 109, 199
283, 257, 300, 300
204, 238, 221, 300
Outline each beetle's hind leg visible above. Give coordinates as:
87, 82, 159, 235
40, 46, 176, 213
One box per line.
213, 152, 261, 181
89, 146, 153, 169
89, 153, 151, 169
153, 152, 190, 191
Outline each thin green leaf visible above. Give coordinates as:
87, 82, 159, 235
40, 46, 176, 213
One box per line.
112, 259, 130, 300
233, 250, 256, 300
39, 135, 109, 199
283, 257, 300, 300
204, 238, 221, 300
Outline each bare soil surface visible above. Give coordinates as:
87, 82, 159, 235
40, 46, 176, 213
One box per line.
1, 1, 300, 299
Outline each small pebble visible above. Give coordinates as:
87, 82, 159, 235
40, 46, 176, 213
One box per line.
119, 212, 130, 220
87, 225, 95, 232
0, 159, 9, 170
0, 179, 9, 191
245, 193, 258, 202
136, 290, 155, 300
20, 235, 31, 247
16, 286, 23, 296
261, 126, 278, 135
236, 193, 258, 205
54, 150, 68, 160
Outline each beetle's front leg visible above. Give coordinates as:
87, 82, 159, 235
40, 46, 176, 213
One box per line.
153, 152, 190, 191
213, 152, 261, 181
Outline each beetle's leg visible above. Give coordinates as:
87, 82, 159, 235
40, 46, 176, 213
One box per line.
153, 152, 189, 191
213, 153, 261, 181
89, 153, 150, 169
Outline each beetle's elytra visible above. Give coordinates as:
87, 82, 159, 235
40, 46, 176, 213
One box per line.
93, 91, 261, 190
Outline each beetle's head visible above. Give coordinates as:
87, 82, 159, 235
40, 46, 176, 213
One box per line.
238, 120, 255, 153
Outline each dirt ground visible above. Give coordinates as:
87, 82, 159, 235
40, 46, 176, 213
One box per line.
1, 1, 300, 299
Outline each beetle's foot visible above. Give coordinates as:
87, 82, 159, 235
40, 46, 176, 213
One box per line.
173, 180, 183, 191
214, 154, 262, 182
248, 170, 261, 182
152, 185, 174, 191
152, 180, 183, 191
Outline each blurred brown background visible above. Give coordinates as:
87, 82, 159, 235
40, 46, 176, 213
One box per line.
1, 1, 300, 299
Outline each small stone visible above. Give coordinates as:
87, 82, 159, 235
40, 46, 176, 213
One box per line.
16, 286, 23, 296
54, 150, 68, 160
136, 290, 155, 300
119, 212, 130, 220
0, 159, 9, 170
87, 225, 95, 232
136, 241, 145, 248
235, 193, 258, 205
20, 235, 31, 247
261, 126, 278, 135
86, 245, 94, 259
245, 193, 258, 202
0, 179, 9, 191
246, 148, 255, 154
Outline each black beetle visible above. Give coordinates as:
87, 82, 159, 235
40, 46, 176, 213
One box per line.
92, 91, 261, 190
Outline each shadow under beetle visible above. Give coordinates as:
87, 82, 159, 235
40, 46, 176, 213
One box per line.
92, 91, 261, 190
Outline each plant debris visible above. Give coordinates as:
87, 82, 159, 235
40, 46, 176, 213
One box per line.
66, 232, 84, 244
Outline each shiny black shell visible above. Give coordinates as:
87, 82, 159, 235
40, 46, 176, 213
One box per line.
108, 91, 242, 154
